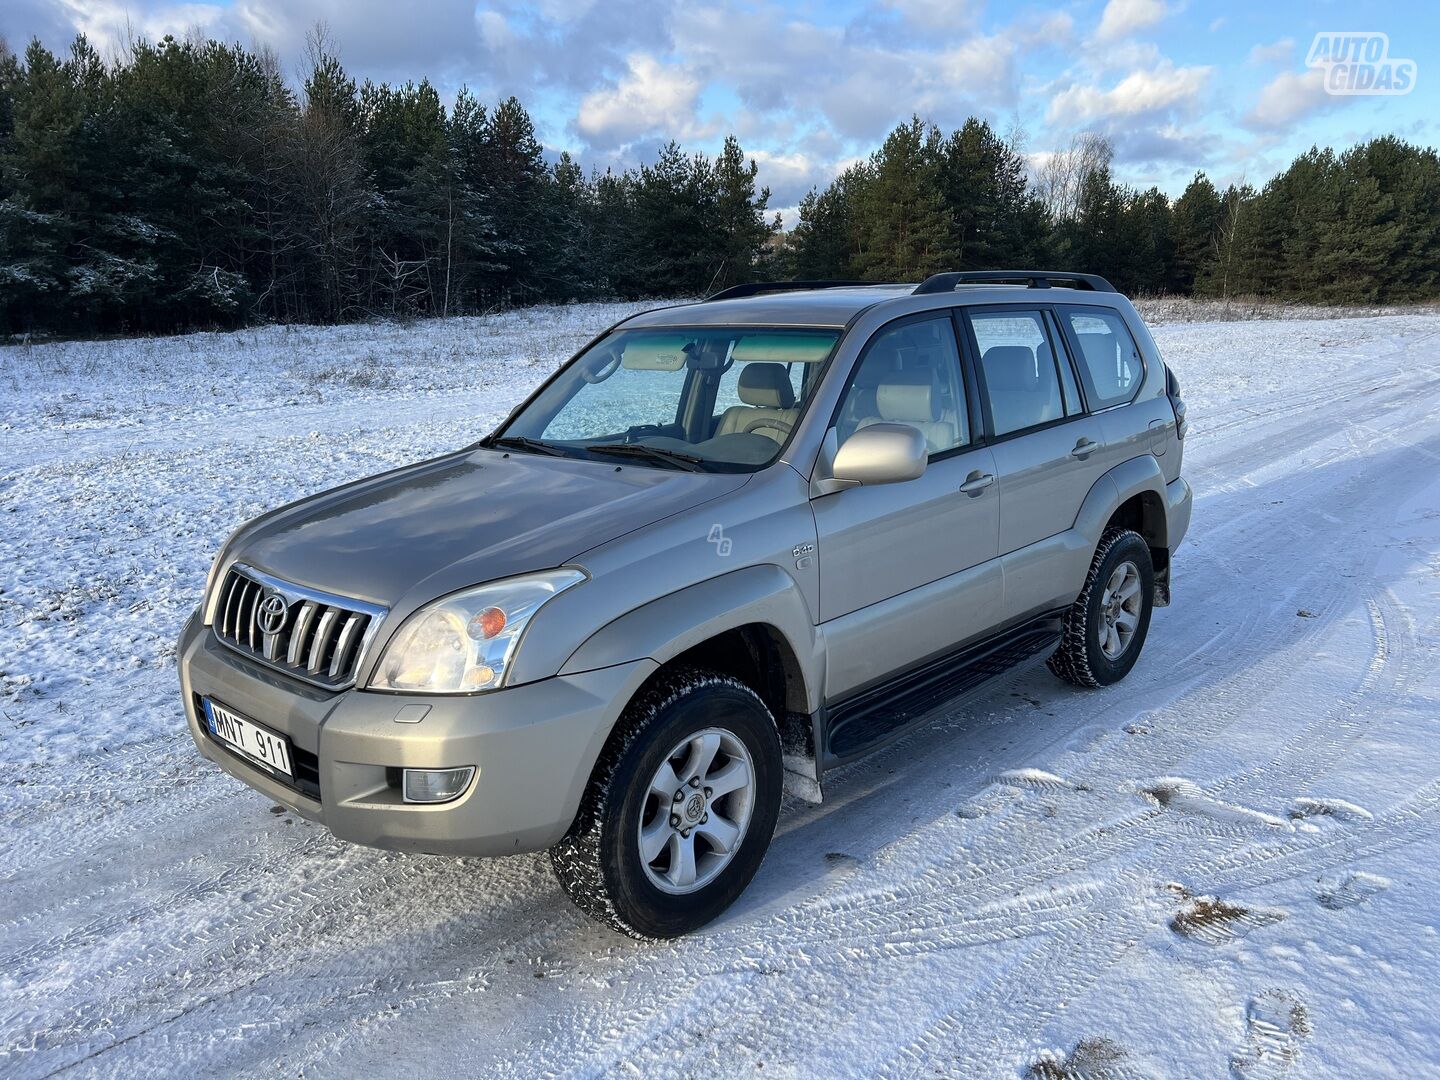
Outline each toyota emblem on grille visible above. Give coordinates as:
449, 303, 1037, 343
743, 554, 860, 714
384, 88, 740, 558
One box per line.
257, 592, 289, 635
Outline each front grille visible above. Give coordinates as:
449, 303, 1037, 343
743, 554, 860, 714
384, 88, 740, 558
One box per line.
212, 566, 384, 688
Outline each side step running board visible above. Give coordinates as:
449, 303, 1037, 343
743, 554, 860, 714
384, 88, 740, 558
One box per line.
821, 613, 1064, 768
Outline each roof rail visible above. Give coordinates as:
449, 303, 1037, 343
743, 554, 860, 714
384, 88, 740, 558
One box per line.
913, 270, 1117, 295
703, 279, 879, 303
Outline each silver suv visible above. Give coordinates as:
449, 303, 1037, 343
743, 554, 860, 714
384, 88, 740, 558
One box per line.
179, 271, 1191, 938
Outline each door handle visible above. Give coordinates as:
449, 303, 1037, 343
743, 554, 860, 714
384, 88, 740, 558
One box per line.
960, 471, 995, 496
1070, 438, 1101, 459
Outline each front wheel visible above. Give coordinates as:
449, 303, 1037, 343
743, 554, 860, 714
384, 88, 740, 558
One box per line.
1048, 528, 1155, 688
550, 668, 782, 939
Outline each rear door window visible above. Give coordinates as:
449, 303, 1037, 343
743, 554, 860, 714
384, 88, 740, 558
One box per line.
968, 309, 1069, 437
1060, 308, 1144, 409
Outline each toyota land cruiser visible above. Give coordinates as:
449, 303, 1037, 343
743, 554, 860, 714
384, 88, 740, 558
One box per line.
179, 270, 1192, 938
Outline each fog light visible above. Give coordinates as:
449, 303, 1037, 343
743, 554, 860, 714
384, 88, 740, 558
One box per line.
402, 766, 475, 804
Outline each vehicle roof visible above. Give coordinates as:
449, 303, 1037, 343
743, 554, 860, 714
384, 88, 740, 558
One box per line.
619, 283, 1129, 329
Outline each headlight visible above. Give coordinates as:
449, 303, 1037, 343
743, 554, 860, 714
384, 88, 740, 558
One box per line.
368, 568, 587, 694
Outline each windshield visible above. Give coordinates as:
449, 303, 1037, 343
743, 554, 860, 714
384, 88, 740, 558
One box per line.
491, 326, 841, 471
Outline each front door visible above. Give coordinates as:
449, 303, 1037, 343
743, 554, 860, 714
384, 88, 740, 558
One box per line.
813, 312, 1001, 700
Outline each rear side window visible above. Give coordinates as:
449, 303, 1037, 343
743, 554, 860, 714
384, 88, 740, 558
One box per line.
969, 310, 1066, 437
1061, 309, 1143, 409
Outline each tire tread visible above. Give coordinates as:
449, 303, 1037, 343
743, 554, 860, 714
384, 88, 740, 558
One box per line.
1048, 527, 1151, 689
549, 666, 773, 939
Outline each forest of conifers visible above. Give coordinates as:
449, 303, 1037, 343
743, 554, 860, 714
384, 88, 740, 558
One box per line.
2, 33, 1438, 337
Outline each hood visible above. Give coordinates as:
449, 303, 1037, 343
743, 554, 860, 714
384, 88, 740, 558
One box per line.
229, 447, 749, 609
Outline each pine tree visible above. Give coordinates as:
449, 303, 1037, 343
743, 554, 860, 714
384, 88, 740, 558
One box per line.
1333, 148, 1400, 303
711, 135, 777, 290
1060, 166, 1127, 286
854, 117, 950, 280
1204, 183, 1256, 299
290, 39, 368, 321
629, 142, 713, 293
3, 39, 1439, 335
358, 79, 448, 315
1357, 138, 1440, 301
589, 167, 638, 296
788, 181, 855, 278
936, 118, 1020, 268
477, 96, 554, 300
1170, 173, 1221, 293
1120, 188, 1175, 295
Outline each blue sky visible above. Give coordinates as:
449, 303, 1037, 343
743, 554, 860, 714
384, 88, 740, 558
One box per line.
4, 0, 1436, 217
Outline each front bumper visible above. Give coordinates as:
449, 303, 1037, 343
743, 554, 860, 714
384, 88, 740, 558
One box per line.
178, 611, 656, 856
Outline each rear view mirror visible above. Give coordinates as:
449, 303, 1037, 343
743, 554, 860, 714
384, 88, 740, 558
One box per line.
813, 424, 927, 495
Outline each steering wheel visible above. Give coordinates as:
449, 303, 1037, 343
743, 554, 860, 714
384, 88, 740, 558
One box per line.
626, 424, 665, 443
743, 417, 794, 440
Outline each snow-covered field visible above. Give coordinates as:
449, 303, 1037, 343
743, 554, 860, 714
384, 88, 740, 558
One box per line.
3, 302, 1439, 1078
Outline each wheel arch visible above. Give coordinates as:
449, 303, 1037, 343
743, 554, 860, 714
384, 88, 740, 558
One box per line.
1073, 454, 1172, 606
1074, 455, 1169, 549
560, 565, 824, 800
561, 565, 819, 697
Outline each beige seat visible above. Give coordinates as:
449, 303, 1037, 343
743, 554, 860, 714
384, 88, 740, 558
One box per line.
858, 370, 957, 454
981, 345, 1062, 434
715, 363, 798, 444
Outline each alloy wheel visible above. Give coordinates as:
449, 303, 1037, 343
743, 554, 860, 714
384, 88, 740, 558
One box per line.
1098, 560, 1144, 660
638, 728, 755, 894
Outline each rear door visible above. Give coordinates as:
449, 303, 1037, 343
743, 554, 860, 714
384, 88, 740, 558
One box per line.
1054, 304, 1167, 480
814, 311, 1001, 699
962, 305, 1109, 621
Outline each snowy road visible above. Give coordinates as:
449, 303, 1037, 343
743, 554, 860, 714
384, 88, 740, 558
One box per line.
3, 306, 1439, 1078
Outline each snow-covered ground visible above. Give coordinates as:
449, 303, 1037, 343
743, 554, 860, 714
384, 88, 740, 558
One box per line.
3, 302, 1439, 1078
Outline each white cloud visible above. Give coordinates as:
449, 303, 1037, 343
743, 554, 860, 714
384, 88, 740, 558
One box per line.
670, 3, 1025, 144
1096, 0, 1168, 42
1244, 67, 1336, 131
1247, 39, 1294, 67
1048, 60, 1211, 124
575, 53, 704, 148
1080, 37, 1163, 76
934, 34, 1015, 90
22, 0, 229, 58
475, 10, 515, 52
747, 148, 825, 205
880, 0, 981, 32
1016, 11, 1075, 47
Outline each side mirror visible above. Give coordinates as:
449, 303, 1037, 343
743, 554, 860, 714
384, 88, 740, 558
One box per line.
813, 424, 927, 496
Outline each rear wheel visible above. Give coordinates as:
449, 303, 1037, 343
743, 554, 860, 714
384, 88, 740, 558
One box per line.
550, 668, 782, 939
1048, 528, 1155, 688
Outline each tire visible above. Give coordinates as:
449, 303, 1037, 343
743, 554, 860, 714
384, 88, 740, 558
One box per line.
1048, 528, 1155, 689
549, 667, 783, 939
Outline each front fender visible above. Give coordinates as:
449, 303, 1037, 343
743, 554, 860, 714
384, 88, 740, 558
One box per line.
559, 564, 823, 714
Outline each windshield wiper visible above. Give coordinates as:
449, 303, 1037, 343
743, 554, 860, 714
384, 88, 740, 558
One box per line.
486, 435, 570, 457
585, 443, 707, 471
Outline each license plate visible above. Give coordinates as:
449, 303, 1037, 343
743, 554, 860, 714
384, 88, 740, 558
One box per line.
204, 699, 294, 778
